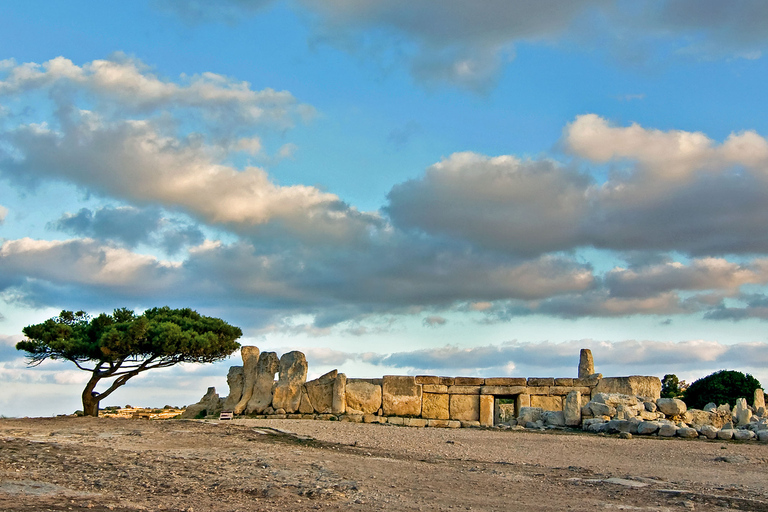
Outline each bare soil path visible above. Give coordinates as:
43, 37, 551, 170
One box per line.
1, 417, 767, 511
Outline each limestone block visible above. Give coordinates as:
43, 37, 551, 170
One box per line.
233, 346, 260, 414
699, 425, 718, 439
531, 395, 562, 411
382, 375, 422, 417
341, 414, 363, 423
363, 414, 381, 423
755, 389, 766, 410
387, 416, 404, 425
455, 377, 484, 385
484, 377, 527, 386
591, 392, 637, 407
550, 386, 591, 396
636, 421, 660, 435
527, 378, 555, 387
345, 379, 381, 414
589, 402, 616, 417
684, 409, 728, 428
422, 393, 449, 420
221, 366, 244, 411
298, 389, 315, 414
305, 370, 338, 414
658, 423, 678, 437
332, 373, 347, 414
554, 378, 575, 386
717, 429, 735, 440
578, 349, 594, 379
427, 419, 450, 428
404, 417, 427, 427
415, 375, 440, 385
439, 377, 455, 386
576, 374, 602, 387
460, 420, 481, 428
735, 397, 752, 425
479, 395, 494, 427
180, 387, 222, 418
271, 351, 308, 414
423, 384, 448, 393
564, 390, 582, 426
480, 385, 526, 395
448, 385, 481, 395
245, 351, 279, 414
656, 398, 687, 417
516, 394, 530, 410
594, 376, 662, 399
606, 419, 631, 433
526, 387, 551, 395
543, 410, 565, 426
677, 427, 698, 438
518, 406, 543, 425
450, 394, 480, 422
734, 429, 755, 440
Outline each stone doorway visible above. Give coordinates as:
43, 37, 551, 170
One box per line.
493, 395, 518, 425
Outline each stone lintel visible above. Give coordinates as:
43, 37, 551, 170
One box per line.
550, 386, 592, 396
454, 377, 485, 385
480, 385, 526, 395
484, 377, 527, 386
447, 385, 481, 395
526, 386, 551, 395
527, 377, 555, 386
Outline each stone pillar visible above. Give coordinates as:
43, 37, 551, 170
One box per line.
755, 388, 766, 409
564, 390, 581, 426
332, 373, 347, 414
233, 346, 260, 414
578, 349, 594, 379
221, 366, 244, 411
515, 393, 530, 416
479, 395, 494, 426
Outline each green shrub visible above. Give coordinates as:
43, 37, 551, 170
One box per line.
683, 370, 762, 409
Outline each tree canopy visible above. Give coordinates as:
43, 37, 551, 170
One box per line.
17, 307, 242, 416
682, 370, 762, 410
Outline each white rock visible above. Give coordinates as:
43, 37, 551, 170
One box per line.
717, 429, 735, 440
658, 423, 678, 437
636, 421, 660, 435
699, 425, 718, 439
564, 390, 582, 427
733, 429, 755, 440
656, 398, 687, 417
677, 427, 698, 438
735, 398, 753, 426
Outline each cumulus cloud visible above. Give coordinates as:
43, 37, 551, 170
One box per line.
0, 205, 7, 223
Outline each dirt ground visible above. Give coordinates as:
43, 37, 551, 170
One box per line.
1, 417, 768, 511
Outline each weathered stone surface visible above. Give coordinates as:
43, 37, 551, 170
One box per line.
382, 376, 422, 416
677, 427, 698, 438
656, 398, 687, 417
606, 419, 631, 433
484, 377, 527, 386
221, 366, 244, 411
636, 421, 660, 435
448, 385, 481, 395
422, 393, 449, 420
526, 387, 551, 395
717, 429, 735, 440
527, 378, 555, 387
423, 384, 448, 393
245, 351, 279, 414
564, 390, 582, 426
555, 378, 575, 386
578, 349, 594, 379
644, 401, 658, 412
550, 386, 591, 396
454, 377, 484, 385
543, 410, 565, 426
531, 395, 562, 411
427, 419, 450, 428
703, 402, 717, 412
439, 377, 455, 386
658, 423, 678, 437
734, 429, 755, 440
592, 393, 638, 407
345, 379, 381, 414
575, 375, 602, 387
735, 398, 752, 425
594, 376, 661, 399
304, 370, 338, 414
518, 407, 543, 425
585, 420, 608, 433
589, 402, 616, 417
699, 425, 719, 439
758, 430, 768, 442
684, 409, 728, 428
298, 390, 314, 414
271, 351, 308, 413
415, 375, 440, 385
233, 346, 260, 414
332, 373, 347, 414
516, 394, 530, 410
755, 389, 766, 410
450, 394, 480, 422
403, 417, 427, 427
181, 387, 221, 419
479, 395, 494, 426
480, 385, 526, 395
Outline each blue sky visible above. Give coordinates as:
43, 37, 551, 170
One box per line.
3, 1, 768, 416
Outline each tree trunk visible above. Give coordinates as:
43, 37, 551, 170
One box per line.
82, 372, 101, 417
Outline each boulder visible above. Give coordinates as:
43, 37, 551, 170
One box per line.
304, 370, 337, 414
636, 421, 660, 435
422, 393, 450, 420
345, 379, 382, 414
518, 406, 543, 425
542, 410, 565, 427
606, 419, 631, 433
564, 390, 582, 426
677, 427, 698, 438
245, 351, 280, 414
578, 349, 594, 379
589, 402, 616, 417
704, 402, 717, 412
717, 429, 735, 440
734, 429, 755, 441
180, 387, 221, 419
644, 401, 657, 412
656, 398, 686, 417
233, 346, 260, 414
735, 398, 752, 426
332, 373, 347, 414
221, 366, 244, 411
591, 392, 638, 407
272, 351, 308, 413
593, 376, 662, 399
450, 394, 480, 422
658, 423, 678, 437
382, 376, 422, 416
758, 430, 768, 442
699, 424, 718, 439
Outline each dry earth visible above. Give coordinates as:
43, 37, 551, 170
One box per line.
1, 417, 768, 511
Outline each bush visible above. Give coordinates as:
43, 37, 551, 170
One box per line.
683, 370, 762, 409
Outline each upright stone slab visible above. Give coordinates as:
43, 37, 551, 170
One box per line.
531, 395, 562, 411
755, 389, 766, 410
735, 397, 752, 425
564, 390, 582, 426
594, 376, 662, 399
383, 375, 422, 416
272, 351, 308, 413
345, 380, 382, 414
245, 351, 279, 414
221, 366, 244, 411
422, 393, 449, 419
450, 394, 480, 422
578, 349, 594, 379
233, 346, 260, 414
332, 373, 347, 414
479, 395, 494, 426
305, 370, 338, 414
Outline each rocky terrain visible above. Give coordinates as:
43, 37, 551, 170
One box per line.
1, 417, 768, 511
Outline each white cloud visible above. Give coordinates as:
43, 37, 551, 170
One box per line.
0, 205, 7, 223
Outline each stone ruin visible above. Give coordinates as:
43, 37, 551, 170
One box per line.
183, 347, 768, 442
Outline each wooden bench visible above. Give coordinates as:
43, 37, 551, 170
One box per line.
219, 411, 234, 420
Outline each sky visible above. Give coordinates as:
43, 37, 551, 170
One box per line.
3, 1, 768, 417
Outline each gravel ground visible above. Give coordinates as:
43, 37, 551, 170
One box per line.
1, 417, 768, 511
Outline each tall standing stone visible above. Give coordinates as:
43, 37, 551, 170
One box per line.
305, 370, 338, 414
246, 351, 280, 414
332, 373, 347, 414
221, 366, 244, 411
755, 389, 766, 410
578, 349, 594, 379
564, 390, 582, 426
271, 351, 309, 413
233, 346, 260, 414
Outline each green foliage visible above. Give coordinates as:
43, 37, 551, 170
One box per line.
683, 370, 762, 409
660, 374, 688, 398
17, 307, 242, 416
